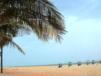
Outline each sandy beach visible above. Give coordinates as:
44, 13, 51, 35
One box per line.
0, 64, 101, 76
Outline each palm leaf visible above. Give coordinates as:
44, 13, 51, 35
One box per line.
0, 0, 66, 41
9, 40, 25, 55
0, 28, 25, 55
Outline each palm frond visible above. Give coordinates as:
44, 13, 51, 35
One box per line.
0, 0, 66, 41
0, 26, 25, 54
0, 33, 11, 47
9, 40, 25, 55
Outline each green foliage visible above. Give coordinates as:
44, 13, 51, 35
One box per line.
0, 0, 66, 41
0, 1, 65, 73
0, 33, 25, 54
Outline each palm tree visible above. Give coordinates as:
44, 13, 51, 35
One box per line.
0, 24, 25, 73
0, 0, 66, 41
0, 0, 65, 73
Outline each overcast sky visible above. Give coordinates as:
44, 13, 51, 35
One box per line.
4, 0, 101, 66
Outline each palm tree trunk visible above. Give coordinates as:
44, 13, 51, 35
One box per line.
0, 46, 3, 73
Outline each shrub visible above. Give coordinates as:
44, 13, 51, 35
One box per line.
86, 60, 90, 65
91, 60, 96, 64
68, 62, 72, 67
77, 62, 82, 66
99, 60, 101, 64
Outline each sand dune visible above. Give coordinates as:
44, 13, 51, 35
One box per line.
0, 64, 101, 76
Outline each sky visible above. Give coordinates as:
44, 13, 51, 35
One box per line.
3, 0, 101, 66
